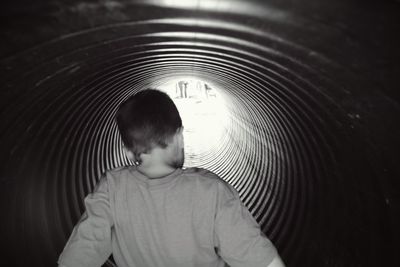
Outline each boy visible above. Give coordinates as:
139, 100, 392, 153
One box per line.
58, 89, 285, 267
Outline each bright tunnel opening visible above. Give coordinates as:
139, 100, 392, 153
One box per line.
158, 77, 230, 167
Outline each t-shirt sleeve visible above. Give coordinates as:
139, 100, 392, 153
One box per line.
214, 180, 277, 267
58, 174, 113, 267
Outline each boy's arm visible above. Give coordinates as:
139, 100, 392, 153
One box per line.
214, 180, 285, 267
57, 175, 113, 267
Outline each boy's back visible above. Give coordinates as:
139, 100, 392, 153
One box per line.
58, 166, 277, 267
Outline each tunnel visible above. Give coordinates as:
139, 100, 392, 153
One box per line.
1, 0, 399, 266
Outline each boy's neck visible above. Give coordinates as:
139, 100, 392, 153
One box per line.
136, 164, 178, 179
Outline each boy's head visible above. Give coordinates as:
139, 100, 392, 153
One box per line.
116, 89, 183, 165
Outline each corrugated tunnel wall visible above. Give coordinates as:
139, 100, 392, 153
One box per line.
1, 0, 399, 266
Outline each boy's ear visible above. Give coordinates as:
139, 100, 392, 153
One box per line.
123, 147, 135, 162
176, 127, 184, 147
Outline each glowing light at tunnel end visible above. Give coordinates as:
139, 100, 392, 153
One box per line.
158, 77, 230, 167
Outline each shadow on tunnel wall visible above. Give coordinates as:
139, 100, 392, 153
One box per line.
0, 0, 399, 266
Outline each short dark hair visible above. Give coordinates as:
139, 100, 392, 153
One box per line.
116, 89, 182, 160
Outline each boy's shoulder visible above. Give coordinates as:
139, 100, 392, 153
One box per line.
182, 167, 220, 179
102, 166, 133, 182
182, 167, 234, 189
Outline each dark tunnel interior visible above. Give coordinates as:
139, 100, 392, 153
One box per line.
1, 0, 400, 266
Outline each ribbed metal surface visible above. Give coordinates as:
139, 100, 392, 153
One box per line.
0, 1, 399, 267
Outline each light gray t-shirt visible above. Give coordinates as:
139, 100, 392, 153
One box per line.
58, 166, 277, 267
